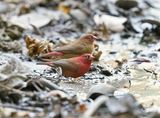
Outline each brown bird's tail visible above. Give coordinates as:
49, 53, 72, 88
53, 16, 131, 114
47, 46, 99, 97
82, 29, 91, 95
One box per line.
39, 51, 63, 59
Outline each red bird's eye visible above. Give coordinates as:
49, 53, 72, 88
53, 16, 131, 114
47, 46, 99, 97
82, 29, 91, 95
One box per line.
86, 55, 90, 59
83, 54, 90, 60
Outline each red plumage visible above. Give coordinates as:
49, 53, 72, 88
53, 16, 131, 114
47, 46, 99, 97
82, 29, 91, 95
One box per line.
37, 53, 95, 78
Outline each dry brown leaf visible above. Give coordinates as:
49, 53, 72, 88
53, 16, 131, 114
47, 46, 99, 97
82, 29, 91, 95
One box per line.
76, 104, 87, 113
18, 4, 30, 15
25, 36, 54, 57
93, 50, 102, 61
93, 43, 102, 61
58, 3, 71, 14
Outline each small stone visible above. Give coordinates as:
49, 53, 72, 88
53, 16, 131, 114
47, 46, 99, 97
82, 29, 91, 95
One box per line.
87, 83, 116, 100
115, 0, 138, 10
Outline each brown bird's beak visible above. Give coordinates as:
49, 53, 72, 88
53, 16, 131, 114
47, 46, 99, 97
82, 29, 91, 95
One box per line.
93, 35, 98, 40
92, 35, 102, 41
92, 33, 102, 41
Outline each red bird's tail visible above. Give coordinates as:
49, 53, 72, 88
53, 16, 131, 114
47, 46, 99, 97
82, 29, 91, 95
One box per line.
37, 62, 54, 67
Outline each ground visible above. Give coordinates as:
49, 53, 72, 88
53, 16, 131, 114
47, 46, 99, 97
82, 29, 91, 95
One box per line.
0, 0, 160, 118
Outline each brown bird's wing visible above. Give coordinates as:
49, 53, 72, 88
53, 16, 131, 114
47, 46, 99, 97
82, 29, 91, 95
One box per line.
53, 42, 84, 54
53, 59, 79, 72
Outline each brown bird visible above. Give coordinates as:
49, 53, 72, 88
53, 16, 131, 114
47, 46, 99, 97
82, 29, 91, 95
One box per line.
37, 53, 94, 78
38, 34, 98, 61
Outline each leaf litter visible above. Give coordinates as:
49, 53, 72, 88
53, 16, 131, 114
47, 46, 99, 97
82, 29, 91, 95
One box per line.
0, 0, 160, 117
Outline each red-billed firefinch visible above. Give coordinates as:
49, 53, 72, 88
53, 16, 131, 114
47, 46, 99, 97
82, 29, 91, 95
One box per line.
38, 34, 98, 61
37, 53, 94, 78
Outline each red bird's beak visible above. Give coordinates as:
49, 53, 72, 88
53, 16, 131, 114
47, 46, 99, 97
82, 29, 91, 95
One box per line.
91, 54, 95, 59
90, 54, 95, 61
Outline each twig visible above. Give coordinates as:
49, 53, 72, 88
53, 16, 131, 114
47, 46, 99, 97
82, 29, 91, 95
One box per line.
39, 78, 67, 93
0, 104, 43, 112
0, 84, 34, 97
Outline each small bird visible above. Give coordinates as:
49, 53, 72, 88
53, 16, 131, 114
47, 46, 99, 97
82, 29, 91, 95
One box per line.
38, 34, 98, 61
37, 53, 95, 78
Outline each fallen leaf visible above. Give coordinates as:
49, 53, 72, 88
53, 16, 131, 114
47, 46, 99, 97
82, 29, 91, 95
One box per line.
58, 3, 71, 14
76, 104, 87, 113
25, 36, 54, 57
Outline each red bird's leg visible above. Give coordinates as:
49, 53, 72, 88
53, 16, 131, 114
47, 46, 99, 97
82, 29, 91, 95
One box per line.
40, 51, 63, 58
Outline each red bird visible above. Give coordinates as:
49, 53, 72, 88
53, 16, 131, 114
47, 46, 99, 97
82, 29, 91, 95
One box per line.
37, 53, 95, 78
38, 34, 98, 61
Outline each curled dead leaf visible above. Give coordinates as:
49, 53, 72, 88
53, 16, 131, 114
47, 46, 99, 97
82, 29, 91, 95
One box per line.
58, 3, 71, 14
93, 43, 102, 61
93, 50, 102, 61
25, 36, 54, 57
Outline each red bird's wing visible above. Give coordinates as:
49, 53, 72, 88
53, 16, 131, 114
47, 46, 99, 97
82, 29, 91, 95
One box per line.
53, 59, 79, 72
52, 57, 90, 78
